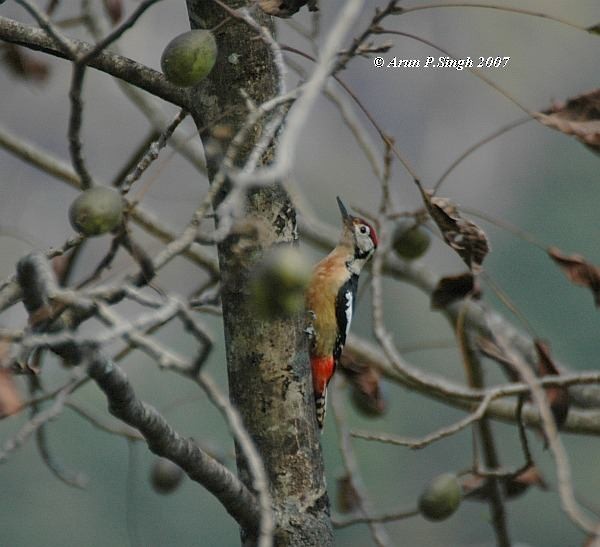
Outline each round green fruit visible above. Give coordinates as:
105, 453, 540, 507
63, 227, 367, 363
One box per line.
392, 220, 431, 260
418, 472, 462, 521
68, 186, 123, 236
249, 247, 312, 319
160, 29, 217, 87
150, 457, 184, 494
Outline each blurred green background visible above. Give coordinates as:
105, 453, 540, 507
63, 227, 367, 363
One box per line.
0, 1, 599, 546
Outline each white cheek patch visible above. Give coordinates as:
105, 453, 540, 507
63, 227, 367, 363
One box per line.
344, 290, 353, 336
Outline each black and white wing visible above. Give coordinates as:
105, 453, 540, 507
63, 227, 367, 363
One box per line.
333, 274, 358, 363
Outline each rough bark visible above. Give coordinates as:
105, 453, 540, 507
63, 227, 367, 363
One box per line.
185, 1, 332, 545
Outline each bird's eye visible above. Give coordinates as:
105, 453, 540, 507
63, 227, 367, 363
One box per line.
359, 225, 369, 235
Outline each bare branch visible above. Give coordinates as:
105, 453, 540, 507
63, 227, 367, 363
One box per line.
493, 336, 600, 536
226, 0, 366, 188
0, 16, 191, 108
0, 375, 77, 463
195, 373, 274, 547
351, 390, 497, 450
120, 109, 188, 194
331, 382, 392, 547
332, 506, 420, 529
86, 349, 261, 533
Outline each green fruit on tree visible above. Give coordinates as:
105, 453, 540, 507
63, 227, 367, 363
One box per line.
392, 220, 431, 260
249, 247, 312, 319
68, 186, 123, 236
160, 29, 217, 87
418, 472, 462, 521
150, 457, 184, 494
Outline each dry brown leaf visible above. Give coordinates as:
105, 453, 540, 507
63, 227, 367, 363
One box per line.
103, 0, 123, 24
418, 187, 489, 272
535, 339, 569, 428
477, 336, 520, 382
583, 534, 600, 547
340, 349, 386, 417
0, 340, 21, 418
257, 0, 318, 17
2, 44, 49, 82
0, 369, 21, 419
336, 474, 360, 514
51, 254, 72, 286
461, 465, 547, 502
479, 336, 569, 428
503, 465, 548, 498
431, 272, 480, 309
460, 473, 488, 500
535, 89, 600, 154
548, 247, 600, 307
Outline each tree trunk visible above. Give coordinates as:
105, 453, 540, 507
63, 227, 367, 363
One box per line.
185, 2, 332, 545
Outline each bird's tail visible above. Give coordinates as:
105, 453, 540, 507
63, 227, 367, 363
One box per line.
315, 389, 327, 430
311, 355, 335, 430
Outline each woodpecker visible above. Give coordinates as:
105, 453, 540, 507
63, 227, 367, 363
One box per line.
306, 197, 378, 429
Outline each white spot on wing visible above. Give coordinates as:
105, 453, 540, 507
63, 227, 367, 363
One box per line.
344, 290, 353, 335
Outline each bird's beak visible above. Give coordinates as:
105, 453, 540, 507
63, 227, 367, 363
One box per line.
336, 196, 351, 223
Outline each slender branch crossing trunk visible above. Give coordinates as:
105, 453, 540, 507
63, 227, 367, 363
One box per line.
185, 2, 332, 545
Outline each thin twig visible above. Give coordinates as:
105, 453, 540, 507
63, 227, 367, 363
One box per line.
226, 0, 366, 188
457, 305, 510, 546
86, 349, 261, 534
351, 390, 497, 449
121, 109, 188, 195
493, 336, 600, 536
0, 378, 77, 462
282, 44, 419, 183
333, 506, 420, 528
195, 373, 274, 547
27, 368, 88, 488
433, 117, 531, 193
396, 3, 591, 33
0, 16, 191, 108
66, 0, 164, 189
331, 381, 392, 547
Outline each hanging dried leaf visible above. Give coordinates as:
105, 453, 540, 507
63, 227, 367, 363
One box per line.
336, 474, 360, 514
535, 89, 600, 154
103, 0, 123, 24
45, 0, 60, 16
121, 232, 155, 283
418, 187, 489, 272
340, 349, 386, 417
535, 339, 569, 428
583, 534, 600, 547
257, 0, 318, 17
477, 336, 519, 382
503, 465, 548, 498
51, 254, 72, 286
431, 272, 480, 309
0, 369, 21, 419
460, 473, 489, 500
2, 44, 49, 82
548, 247, 600, 307
0, 340, 21, 418
461, 465, 546, 502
